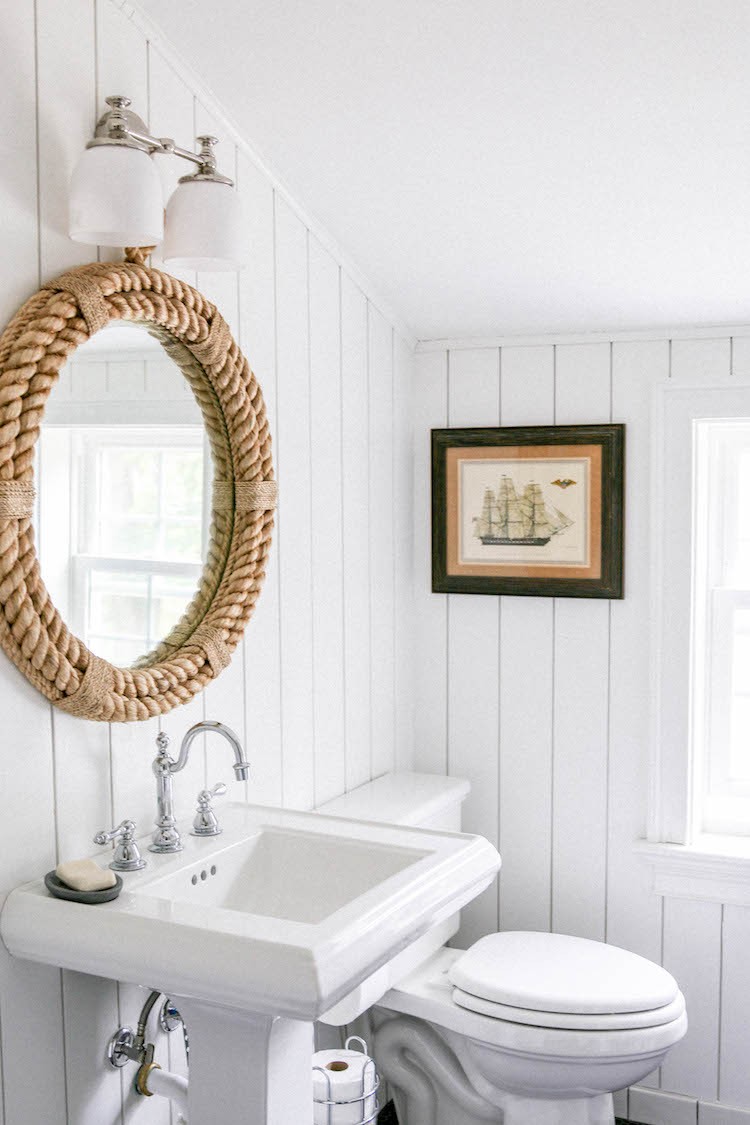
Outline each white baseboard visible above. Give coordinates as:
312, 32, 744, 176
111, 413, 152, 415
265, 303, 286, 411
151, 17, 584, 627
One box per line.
700, 1102, 750, 1124
627, 1085, 750, 1124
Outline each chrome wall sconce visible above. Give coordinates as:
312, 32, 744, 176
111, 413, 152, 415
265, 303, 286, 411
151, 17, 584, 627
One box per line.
69, 95, 244, 271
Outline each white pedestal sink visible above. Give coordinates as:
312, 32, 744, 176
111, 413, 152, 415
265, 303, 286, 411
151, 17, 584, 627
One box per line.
1, 802, 500, 1123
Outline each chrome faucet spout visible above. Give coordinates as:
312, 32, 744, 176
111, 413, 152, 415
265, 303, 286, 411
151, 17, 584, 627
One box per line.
173, 720, 250, 779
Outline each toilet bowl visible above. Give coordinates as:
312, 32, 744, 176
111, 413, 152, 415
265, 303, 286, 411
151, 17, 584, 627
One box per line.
375, 932, 687, 1125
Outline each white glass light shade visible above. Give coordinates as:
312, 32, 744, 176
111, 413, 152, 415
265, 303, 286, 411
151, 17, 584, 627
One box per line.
69, 145, 164, 247
162, 180, 245, 271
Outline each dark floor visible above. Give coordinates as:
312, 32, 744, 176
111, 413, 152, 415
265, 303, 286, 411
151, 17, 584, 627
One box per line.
379, 1105, 637, 1124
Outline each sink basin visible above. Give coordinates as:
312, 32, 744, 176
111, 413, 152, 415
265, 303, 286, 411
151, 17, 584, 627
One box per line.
140, 825, 430, 924
1, 801, 500, 1020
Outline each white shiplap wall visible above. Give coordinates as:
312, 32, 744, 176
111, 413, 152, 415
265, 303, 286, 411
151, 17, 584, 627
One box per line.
415, 334, 750, 1120
0, 2, 414, 1122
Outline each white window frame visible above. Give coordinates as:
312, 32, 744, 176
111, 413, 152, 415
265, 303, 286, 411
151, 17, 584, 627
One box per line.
39, 423, 210, 664
644, 380, 750, 903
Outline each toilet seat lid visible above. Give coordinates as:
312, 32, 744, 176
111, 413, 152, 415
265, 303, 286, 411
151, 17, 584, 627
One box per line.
449, 932, 679, 1015
451, 986, 686, 1031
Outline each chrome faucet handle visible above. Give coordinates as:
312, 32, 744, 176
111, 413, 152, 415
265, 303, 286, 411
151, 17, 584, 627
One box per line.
191, 782, 227, 837
94, 819, 147, 872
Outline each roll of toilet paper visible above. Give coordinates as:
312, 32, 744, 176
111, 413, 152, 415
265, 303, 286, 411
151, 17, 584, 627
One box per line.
312, 1048, 378, 1125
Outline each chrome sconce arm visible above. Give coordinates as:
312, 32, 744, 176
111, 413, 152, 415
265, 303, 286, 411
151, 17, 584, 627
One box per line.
90, 96, 234, 186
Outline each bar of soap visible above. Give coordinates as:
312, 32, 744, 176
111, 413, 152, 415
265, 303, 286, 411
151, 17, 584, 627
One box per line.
55, 858, 117, 893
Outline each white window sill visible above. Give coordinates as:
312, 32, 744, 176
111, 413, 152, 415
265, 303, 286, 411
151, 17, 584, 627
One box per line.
635, 836, 750, 905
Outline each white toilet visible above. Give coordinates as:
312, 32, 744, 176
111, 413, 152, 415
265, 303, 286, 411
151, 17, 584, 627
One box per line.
374, 932, 686, 1125
317, 773, 687, 1125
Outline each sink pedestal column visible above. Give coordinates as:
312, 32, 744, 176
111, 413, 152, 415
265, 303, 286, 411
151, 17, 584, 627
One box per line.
175, 997, 314, 1125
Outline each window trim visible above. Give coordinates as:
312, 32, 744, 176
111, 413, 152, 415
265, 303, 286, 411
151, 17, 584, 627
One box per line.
648, 381, 750, 895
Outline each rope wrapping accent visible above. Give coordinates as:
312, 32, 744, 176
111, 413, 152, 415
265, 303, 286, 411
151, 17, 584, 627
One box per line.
42, 272, 111, 336
56, 652, 115, 720
0, 482, 35, 519
0, 259, 274, 722
189, 624, 232, 675
213, 480, 278, 512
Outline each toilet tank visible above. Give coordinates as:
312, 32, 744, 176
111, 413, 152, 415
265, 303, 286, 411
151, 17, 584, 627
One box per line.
315, 772, 471, 1026
315, 771, 470, 832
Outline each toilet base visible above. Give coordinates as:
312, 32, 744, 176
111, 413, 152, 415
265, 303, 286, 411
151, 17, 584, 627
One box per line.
377, 1015, 617, 1125
392, 1086, 613, 1125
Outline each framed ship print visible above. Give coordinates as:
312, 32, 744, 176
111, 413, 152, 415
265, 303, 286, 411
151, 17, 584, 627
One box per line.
432, 424, 624, 599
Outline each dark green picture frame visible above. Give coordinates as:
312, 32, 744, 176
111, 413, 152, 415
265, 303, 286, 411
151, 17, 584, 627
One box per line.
431, 424, 624, 599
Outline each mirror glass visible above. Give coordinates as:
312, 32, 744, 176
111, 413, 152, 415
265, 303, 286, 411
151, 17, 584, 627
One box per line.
37, 323, 212, 668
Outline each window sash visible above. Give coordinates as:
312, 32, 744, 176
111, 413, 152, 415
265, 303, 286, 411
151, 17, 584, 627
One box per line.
651, 383, 750, 845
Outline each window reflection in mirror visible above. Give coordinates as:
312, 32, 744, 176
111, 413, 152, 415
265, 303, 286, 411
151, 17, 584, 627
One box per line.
36, 324, 211, 668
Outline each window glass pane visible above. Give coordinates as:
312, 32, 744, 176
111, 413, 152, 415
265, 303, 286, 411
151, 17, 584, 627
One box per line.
163, 449, 204, 517
87, 636, 147, 666
150, 574, 200, 639
100, 447, 159, 518
738, 450, 750, 542
98, 518, 160, 558
89, 571, 148, 639
162, 520, 202, 562
729, 695, 750, 781
732, 617, 750, 695
695, 419, 750, 833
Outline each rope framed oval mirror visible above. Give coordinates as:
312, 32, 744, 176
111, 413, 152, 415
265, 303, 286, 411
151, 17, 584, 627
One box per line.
0, 252, 275, 722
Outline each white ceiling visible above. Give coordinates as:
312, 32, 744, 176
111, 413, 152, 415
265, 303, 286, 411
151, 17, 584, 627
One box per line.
137, 1, 750, 340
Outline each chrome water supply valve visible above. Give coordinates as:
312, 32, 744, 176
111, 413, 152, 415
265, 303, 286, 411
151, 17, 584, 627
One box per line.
93, 819, 146, 871
191, 782, 228, 836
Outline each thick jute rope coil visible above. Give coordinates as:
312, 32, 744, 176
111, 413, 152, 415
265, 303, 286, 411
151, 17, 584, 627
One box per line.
0, 254, 275, 722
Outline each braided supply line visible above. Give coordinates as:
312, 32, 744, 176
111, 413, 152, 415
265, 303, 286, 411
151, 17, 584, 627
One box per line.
0, 250, 275, 722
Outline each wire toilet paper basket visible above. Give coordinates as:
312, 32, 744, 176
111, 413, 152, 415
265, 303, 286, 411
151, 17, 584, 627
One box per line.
312, 1035, 380, 1125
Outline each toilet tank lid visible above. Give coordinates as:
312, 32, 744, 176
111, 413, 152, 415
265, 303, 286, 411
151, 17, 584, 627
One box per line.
449, 931, 680, 1015
315, 772, 470, 828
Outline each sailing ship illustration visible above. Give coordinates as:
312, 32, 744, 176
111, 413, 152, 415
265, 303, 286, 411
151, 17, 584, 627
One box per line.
473, 476, 574, 546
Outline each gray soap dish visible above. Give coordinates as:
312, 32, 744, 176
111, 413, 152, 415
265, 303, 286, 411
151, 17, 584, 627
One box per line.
44, 871, 123, 904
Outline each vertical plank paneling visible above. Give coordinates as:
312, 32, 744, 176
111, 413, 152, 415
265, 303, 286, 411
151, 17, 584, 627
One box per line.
0, 3, 416, 1123
96, 0, 148, 107
607, 341, 669, 961
0, 7, 65, 1125
662, 898, 722, 1101
393, 333, 415, 772
95, 0, 149, 266
275, 196, 314, 809
498, 345, 555, 933
36, 0, 96, 279
447, 348, 501, 946
147, 43, 196, 292
61, 971, 121, 1125
0, 4, 39, 322
194, 102, 241, 334
236, 153, 282, 808
369, 307, 396, 780
41, 4, 131, 1120
412, 350, 447, 775
340, 276, 371, 791
720, 905, 750, 1106
308, 237, 345, 805
111, 717, 164, 834
670, 338, 732, 385
53, 715, 112, 860
552, 343, 611, 941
